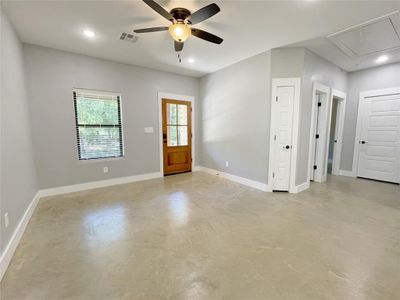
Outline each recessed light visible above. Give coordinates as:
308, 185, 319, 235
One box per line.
188, 58, 195, 63
83, 30, 95, 38
376, 55, 388, 63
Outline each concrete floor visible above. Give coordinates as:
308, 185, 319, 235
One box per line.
1, 172, 399, 299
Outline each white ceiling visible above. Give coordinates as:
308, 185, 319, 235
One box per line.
2, 0, 400, 77
291, 11, 400, 72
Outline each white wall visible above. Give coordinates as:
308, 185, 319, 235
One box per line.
271, 48, 305, 78
0, 9, 38, 255
298, 49, 347, 184
23, 44, 200, 189
342, 62, 400, 171
270, 48, 347, 185
199, 51, 271, 184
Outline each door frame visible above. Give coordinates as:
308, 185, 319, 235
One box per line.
158, 92, 195, 175
307, 82, 331, 182
351, 86, 400, 176
268, 78, 301, 193
329, 89, 347, 175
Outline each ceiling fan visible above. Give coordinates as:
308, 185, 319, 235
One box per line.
134, 0, 223, 52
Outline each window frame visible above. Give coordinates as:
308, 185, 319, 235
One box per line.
73, 89, 124, 161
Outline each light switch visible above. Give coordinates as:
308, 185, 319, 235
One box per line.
144, 127, 154, 133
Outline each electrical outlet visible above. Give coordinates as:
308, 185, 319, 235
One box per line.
4, 213, 9, 228
103, 167, 109, 173
225, 161, 229, 167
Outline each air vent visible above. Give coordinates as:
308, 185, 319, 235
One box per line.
327, 11, 400, 58
120, 32, 139, 43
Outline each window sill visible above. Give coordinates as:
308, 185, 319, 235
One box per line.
78, 156, 125, 164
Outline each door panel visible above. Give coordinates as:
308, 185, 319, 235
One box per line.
357, 94, 400, 183
162, 99, 192, 175
273, 86, 295, 191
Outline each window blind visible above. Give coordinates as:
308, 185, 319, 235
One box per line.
73, 90, 124, 160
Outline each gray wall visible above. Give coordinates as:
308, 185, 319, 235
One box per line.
271, 48, 305, 78
1, 9, 38, 254
297, 49, 347, 184
341, 62, 400, 171
23, 44, 200, 189
199, 51, 271, 183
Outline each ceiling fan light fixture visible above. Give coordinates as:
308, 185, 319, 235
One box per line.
168, 23, 191, 42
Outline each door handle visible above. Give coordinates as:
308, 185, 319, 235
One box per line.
284, 145, 291, 149
360, 140, 367, 144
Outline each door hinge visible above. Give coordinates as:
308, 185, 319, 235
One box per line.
272, 172, 275, 178
190, 107, 192, 112
276, 96, 278, 102
315, 134, 319, 139
313, 165, 317, 170
274, 135, 277, 141
318, 102, 322, 107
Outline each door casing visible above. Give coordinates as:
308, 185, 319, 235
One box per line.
308, 83, 331, 183
158, 92, 195, 175
329, 89, 347, 176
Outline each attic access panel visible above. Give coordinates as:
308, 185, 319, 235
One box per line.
327, 11, 400, 58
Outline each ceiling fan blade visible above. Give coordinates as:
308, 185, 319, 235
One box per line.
143, 0, 174, 22
134, 26, 168, 33
174, 41, 184, 52
186, 3, 220, 25
191, 28, 223, 44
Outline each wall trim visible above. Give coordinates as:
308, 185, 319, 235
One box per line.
0, 171, 163, 280
292, 181, 310, 193
198, 166, 272, 192
0, 192, 41, 281
339, 169, 356, 177
290, 181, 310, 194
39, 172, 162, 197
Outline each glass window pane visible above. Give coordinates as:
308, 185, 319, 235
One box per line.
167, 126, 178, 146
167, 103, 177, 125
177, 104, 187, 125
78, 127, 122, 159
177, 126, 188, 146
76, 98, 119, 125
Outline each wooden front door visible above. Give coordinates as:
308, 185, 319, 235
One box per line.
162, 99, 192, 175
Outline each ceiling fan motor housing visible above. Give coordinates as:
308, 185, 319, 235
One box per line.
170, 8, 191, 23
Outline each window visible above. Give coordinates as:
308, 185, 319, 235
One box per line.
166, 103, 188, 146
73, 90, 123, 160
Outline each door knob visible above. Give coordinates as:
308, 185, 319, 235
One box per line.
284, 145, 290, 149
360, 140, 367, 144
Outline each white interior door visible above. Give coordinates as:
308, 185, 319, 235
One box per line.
357, 93, 400, 183
273, 86, 295, 191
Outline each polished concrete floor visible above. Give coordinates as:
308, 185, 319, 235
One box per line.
1, 172, 400, 299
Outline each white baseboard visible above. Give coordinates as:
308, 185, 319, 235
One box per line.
0, 191, 41, 281
197, 166, 272, 192
39, 172, 163, 197
290, 181, 310, 193
193, 165, 201, 172
0, 171, 163, 281
339, 169, 356, 177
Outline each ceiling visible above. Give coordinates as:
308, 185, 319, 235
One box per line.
2, 0, 400, 77
291, 11, 400, 72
